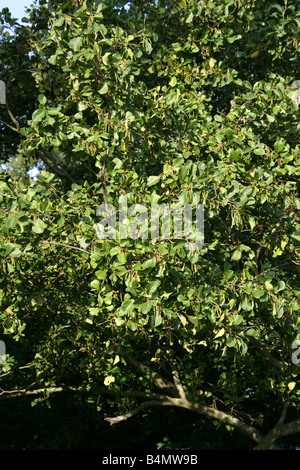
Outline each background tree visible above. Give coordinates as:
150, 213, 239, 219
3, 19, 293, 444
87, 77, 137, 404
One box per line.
0, 0, 299, 450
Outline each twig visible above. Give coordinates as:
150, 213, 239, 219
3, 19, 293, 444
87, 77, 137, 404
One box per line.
255, 245, 263, 276
0, 193, 17, 200
0, 119, 20, 133
5, 72, 20, 133
218, 215, 230, 234
81, 161, 98, 177
38, 148, 75, 183
40, 241, 90, 254
248, 337, 282, 370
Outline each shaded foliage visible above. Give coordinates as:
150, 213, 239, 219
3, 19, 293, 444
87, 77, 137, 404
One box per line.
0, 0, 299, 450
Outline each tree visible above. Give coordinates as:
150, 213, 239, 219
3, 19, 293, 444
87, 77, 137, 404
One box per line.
0, 0, 299, 450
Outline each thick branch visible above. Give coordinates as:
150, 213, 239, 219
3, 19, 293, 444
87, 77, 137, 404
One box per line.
104, 400, 172, 425
104, 390, 264, 446
2, 377, 295, 449
257, 419, 300, 450
277, 400, 289, 425
170, 364, 186, 400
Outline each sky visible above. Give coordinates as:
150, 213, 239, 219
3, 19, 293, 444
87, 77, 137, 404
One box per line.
0, 0, 35, 22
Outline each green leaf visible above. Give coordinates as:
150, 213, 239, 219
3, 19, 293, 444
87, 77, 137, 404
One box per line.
54, 17, 65, 27
231, 249, 242, 261
98, 82, 109, 94
147, 175, 161, 187
185, 12, 193, 23
264, 281, 273, 290
154, 312, 162, 327
169, 76, 177, 87
214, 328, 225, 339
178, 313, 187, 327
147, 280, 160, 296
3, 243, 14, 255
10, 247, 22, 258
95, 269, 107, 280
140, 302, 152, 314
252, 289, 265, 299
140, 257, 156, 270
38, 94, 47, 105
120, 299, 135, 313
32, 218, 47, 234
241, 297, 253, 311
30, 292, 44, 306
32, 108, 45, 125
69, 37, 82, 51
90, 279, 100, 290
104, 375, 115, 386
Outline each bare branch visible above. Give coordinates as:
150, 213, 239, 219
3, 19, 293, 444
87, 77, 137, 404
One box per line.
0, 119, 21, 133
40, 241, 90, 254
0, 192, 17, 200
0, 385, 86, 400
104, 400, 172, 425
4, 75, 20, 133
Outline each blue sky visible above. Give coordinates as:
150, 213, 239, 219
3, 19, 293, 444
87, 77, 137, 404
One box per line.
0, 0, 35, 21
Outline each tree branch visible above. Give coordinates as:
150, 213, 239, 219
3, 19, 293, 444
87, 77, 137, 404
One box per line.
0, 385, 86, 400
0, 119, 21, 133
4, 75, 20, 133
248, 337, 283, 370
104, 400, 173, 425
100, 94, 112, 207
40, 240, 90, 254
1, 376, 296, 449
37, 148, 75, 183
256, 419, 300, 450
277, 400, 289, 425
104, 390, 264, 446
126, 356, 178, 397
170, 364, 187, 401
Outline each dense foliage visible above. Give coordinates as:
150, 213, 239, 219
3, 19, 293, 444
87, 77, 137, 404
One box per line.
0, 0, 299, 450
